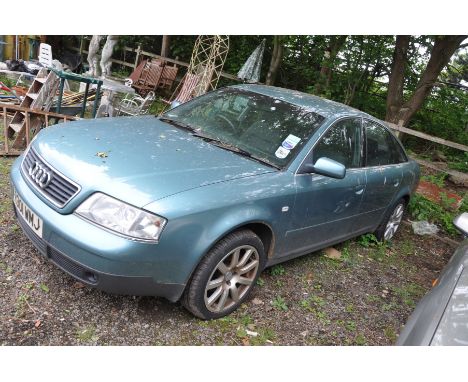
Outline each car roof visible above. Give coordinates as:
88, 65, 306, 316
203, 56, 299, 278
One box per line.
231, 84, 375, 121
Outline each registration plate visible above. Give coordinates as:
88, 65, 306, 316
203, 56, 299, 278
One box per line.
13, 188, 43, 238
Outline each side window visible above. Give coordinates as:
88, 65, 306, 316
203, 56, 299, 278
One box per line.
365, 120, 407, 166
313, 118, 363, 169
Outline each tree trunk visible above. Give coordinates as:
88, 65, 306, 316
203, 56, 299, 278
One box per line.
265, 36, 284, 86
386, 35, 467, 127
315, 35, 347, 94
161, 35, 171, 57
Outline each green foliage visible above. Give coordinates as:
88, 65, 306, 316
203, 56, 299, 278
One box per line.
384, 327, 397, 342
40, 283, 49, 293
256, 277, 265, 287
447, 152, 468, 173
271, 296, 288, 311
270, 264, 285, 276
357, 233, 380, 247
0, 74, 15, 88
391, 283, 425, 308
408, 193, 459, 235
421, 173, 447, 188
76, 326, 99, 343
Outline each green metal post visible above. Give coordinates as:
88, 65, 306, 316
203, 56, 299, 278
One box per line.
92, 82, 102, 118
81, 82, 89, 118
56, 78, 65, 114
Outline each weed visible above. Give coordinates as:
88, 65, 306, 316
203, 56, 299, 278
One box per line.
345, 320, 356, 331
354, 334, 367, 345
408, 193, 458, 235
271, 296, 288, 311
239, 315, 252, 327
400, 239, 416, 256
392, 283, 425, 308
40, 283, 49, 293
16, 293, 30, 317
250, 328, 276, 345
357, 233, 380, 248
299, 295, 329, 323
275, 279, 284, 288
270, 265, 285, 276
382, 301, 398, 311
76, 326, 99, 343
421, 173, 446, 188
256, 277, 265, 287
345, 304, 355, 313
236, 326, 248, 338
384, 326, 397, 342
369, 241, 389, 261
366, 295, 380, 303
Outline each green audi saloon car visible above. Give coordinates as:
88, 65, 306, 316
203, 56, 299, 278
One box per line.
11, 84, 419, 319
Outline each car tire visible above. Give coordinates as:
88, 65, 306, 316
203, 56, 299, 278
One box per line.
182, 229, 266, 319
374, 198, 406, 242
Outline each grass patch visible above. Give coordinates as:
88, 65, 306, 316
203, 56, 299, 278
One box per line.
76, 326, 99, 343
391, 283, 425, 308
270, 265, 285, 276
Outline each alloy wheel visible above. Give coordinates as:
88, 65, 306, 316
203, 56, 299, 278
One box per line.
384, 203, 404, 240
204, 245, 259, 313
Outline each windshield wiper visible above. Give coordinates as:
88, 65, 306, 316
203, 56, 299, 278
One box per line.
191, 131, 281, 170
159, 117, 197, 132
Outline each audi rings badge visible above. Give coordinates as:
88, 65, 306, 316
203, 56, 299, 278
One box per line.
28, 161, 52, 189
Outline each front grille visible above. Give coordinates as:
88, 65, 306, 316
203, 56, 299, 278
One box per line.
21, 147, 80, 208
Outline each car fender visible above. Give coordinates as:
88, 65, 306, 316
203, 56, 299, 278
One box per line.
143, 173, 294, 285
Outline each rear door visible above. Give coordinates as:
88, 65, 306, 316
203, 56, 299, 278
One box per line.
360, 119, 407, 229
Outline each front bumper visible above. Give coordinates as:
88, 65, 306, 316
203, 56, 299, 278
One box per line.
10, 158, 185, 302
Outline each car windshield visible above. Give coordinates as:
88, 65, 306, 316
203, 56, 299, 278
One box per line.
161, 88, 325, 168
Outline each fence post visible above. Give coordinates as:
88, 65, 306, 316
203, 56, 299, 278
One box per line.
3, 106, 9, 154
134, 44, 141, 69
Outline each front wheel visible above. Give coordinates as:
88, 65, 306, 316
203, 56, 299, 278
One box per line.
182, 230, 265, 319
374, 198, 406, 241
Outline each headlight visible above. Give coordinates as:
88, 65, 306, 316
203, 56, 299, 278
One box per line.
75, 193, 167, 242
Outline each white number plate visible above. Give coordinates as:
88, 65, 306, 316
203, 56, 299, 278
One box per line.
13, 188, 43, 238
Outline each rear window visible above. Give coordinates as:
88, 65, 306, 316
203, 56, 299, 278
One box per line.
365, 119, 407, 166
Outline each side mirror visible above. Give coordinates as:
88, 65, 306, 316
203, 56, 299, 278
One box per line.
453, 212, 468, 236
300, 157, 346, 179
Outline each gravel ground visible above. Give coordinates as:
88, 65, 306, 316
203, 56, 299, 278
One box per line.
0, 156, 461, 345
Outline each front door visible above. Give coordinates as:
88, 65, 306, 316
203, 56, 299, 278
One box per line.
284, 117, 366, 257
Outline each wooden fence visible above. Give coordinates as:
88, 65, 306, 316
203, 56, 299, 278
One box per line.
0, 103, 80, 156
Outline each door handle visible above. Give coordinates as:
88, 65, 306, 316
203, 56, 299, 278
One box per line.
355, 186, 365, 195
393, 180, 400, 187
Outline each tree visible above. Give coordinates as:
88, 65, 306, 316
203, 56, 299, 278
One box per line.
314, 35, 347, 95
386, 35, 467, 127
266, 36, 285, 85
161, 35, 171, 57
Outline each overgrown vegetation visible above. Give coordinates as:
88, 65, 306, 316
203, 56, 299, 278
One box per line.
408, 193, 463, 236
